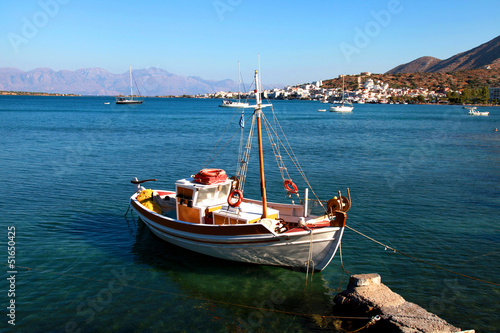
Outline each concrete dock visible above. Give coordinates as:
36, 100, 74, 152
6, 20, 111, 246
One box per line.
334, 273, 474, 333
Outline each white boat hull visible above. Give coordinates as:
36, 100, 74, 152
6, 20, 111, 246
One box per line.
219, 101, 250, 108
468, 111, 490, 116
130, 193, 345, 271
116, 99, 143, 104
330, 105, 353, 112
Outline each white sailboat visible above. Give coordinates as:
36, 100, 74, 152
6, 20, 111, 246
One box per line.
330, 75, 353, 112
129, 68, 350, 272
116, 66, 143, 105
220, 62, 250, 108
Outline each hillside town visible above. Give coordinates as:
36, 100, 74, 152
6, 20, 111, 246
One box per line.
199, 73, 500, 105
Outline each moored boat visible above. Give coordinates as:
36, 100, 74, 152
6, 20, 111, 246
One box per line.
219, 100, 250, 108
129, 69, 350, 272
219, 62, 249, 108
468, 107, 490, 116
116, 66, 143, 105
330, 75, 353, 113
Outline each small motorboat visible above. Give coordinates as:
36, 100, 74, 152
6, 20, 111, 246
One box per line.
468, 107, 490, 116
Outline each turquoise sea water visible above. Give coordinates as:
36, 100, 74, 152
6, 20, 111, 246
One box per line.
1, 96, 499, 332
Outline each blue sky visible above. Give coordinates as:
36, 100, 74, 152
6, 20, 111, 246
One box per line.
1, 0, 499, 86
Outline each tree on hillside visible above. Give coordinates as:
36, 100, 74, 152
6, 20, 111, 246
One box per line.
479, 86, 490, 103
447, 91, 460, 103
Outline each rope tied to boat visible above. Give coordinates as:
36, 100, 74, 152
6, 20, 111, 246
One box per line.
346, 225, 500, 287
345, 315, 381, 333
304, 229, 315, 288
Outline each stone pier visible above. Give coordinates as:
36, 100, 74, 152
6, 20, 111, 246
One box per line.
334, 273, 474, 333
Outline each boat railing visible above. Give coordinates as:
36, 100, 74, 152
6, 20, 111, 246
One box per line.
242, 197, 305, 223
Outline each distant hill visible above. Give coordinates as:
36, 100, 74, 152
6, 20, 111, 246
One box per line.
0, 67, 244, 96
386, 56, 441, 74
387, 35, 500, 74
322, 68, 500, 92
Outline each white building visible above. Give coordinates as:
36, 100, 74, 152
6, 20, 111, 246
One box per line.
489, 87, 500, 101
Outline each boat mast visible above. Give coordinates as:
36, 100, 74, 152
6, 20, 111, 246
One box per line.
129, 65, 133, 100
237, 61, 241, 103
254, 70, 268, 218
341, 75, 344, 106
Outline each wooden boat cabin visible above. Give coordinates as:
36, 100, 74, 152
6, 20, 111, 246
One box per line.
174, 169, 281, 225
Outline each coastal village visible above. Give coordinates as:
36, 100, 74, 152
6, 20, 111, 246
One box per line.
199, 72, 500, 105
203, 74, 441, 104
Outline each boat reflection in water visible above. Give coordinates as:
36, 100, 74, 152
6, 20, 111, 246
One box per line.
129, 216, 353, 332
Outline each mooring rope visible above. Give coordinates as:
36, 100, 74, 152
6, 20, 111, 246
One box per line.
345, 225, 500, 287
304, 230, 315, 288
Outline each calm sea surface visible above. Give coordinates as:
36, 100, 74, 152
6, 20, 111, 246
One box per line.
1, 96, 499, 332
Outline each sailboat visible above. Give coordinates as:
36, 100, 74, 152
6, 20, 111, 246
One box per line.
219, 62, 249, 108
116, 66, 143, 105
129, 69, 350, 272
330, 75, 353, 112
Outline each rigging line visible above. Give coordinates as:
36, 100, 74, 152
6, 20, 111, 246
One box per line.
203, 122, 243, 169
236, 113, 245, 176
267, 110, 313, 191
131, 72, 142, 97
262, 113, 290, 182
239, 74, 249, 102
263, 110, 307, 177
262, 113, 304, 205
5, 263, 373, 321
205, 76, 255, 171
345, 225, 500, 287
261, 113, 326, 212
202, 107, 246, 169
238, 113, 256, 193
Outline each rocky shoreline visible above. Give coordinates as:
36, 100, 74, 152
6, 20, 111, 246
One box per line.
334, 273, 473, 333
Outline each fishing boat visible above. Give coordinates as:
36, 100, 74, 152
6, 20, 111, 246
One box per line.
116, 66, 143, 105
468, 107, 489, 116
129, 69, 350, 272
330, 75, 353, 112
219, 62, 249, 108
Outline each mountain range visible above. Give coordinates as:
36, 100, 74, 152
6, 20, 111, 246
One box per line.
0, 67, 243, 96
386, 35, 500, 74
1, 35, 499, 95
